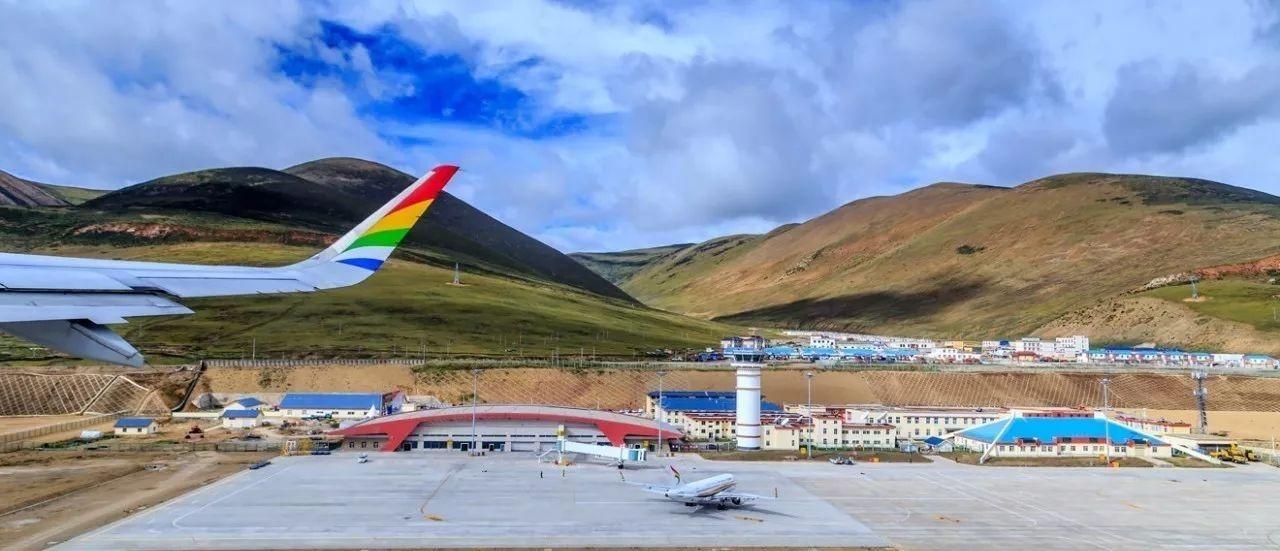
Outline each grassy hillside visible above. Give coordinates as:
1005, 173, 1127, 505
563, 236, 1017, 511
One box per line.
1142, 280, 1280, 333
620, 173, 1280, 349
84, 158, 634, 302
569, 243, 694, 286
0, 242, 736, 364
32, 183, 106, 205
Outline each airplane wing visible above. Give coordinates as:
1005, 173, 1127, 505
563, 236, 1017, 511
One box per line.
624, 482, 674, 495
715, 491, 774, 503
0, 165, 458, 366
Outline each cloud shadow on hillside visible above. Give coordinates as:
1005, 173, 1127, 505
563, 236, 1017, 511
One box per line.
713, 279, 988, 330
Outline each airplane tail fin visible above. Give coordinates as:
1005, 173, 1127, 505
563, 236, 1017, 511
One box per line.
670, 465, 681, 482
293, 164, 458, 288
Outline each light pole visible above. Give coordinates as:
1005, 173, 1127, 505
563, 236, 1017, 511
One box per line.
656, 370, 667, 457
805, 371, 814, 460
1101, 377, 1111, 462
471, 368, 480, 453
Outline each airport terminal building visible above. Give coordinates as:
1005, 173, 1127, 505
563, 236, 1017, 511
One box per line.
332, 404, 683, 452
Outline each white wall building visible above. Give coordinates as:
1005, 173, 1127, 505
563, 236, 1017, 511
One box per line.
809, 335, 836, 348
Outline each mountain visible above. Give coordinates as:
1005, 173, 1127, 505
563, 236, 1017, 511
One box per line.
604, 173, 1280, 353
569, 243, 694, 286
85, 158, 634, 302
0, 169, 71, 207
0, 158, 737, 362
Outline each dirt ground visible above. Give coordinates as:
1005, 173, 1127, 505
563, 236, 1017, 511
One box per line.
0, 450, 273, 551
1126, 409, 1280, 441
0, 415, 87, 435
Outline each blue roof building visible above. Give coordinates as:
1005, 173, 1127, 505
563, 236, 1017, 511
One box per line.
658, 396, 781, 412
114, 417, 158, 435
954, 413, 1171, 460
114, 417, 156, 428
232, 397, 265, 408
646, 390, 735, 399
221, 409, 262, 419
278, 393, 387, 418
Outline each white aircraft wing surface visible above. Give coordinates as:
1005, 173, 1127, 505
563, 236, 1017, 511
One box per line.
0, 164, 459, 366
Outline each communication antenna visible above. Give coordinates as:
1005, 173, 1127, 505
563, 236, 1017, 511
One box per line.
1192, 371, 1208, 433
1189, 275, 1199, 299
453, 262, 461, 285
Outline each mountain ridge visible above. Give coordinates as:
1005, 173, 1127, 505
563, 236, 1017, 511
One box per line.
573, 172, 1280, 353
82, 158, 634, 303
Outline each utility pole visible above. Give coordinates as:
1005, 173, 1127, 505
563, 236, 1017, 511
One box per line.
1193, 371, 1208, 433
251, 337, 256, 362
805, 371, 815, 460
1101, 378, 1111, 461
656, 370, 667, 457
471, 368, 480, 453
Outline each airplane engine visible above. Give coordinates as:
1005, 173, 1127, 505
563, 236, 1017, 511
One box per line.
731, 497, 742, 505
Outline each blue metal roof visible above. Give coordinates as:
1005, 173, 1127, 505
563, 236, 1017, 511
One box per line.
659, 396, 781, 412
278, 393, 382, 410
114, 417, 155, 428
647, 390, 736, 399
222, 409, 261, 419
958, 416, 1164, 445
233, 397, 265, 407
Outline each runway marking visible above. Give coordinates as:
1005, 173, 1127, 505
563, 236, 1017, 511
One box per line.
934, 472, 1159, 547
75, 461, 259, 542
925, 472, 1040, 528
171, 464, 297, 529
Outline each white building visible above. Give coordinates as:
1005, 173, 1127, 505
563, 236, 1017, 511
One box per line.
809, 335, 836, 348
841, 405, 1007, 439
113, 417, 158, 436
926, 347, 981, 363
221, 409, 263, 429
275, 392, 402, 419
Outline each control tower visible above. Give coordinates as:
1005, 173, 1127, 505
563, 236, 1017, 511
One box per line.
729, 348, 766, 450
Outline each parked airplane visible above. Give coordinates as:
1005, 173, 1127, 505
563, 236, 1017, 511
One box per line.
629, 466, 772, 509
0, 165, 459, 367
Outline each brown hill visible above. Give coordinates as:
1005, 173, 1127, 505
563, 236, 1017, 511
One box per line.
618, 173, 1280, 348
0, 170, 69, 207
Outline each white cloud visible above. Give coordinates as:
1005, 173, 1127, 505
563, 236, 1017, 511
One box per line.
2, 0, 1279, 252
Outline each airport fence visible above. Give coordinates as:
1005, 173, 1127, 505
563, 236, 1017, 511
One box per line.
3, 439, 282, 453
0, 411, 125, 447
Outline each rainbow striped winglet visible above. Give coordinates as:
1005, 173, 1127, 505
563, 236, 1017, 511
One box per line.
319, 164, 459, 273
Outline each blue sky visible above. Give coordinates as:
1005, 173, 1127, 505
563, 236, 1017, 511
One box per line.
1, 1, 1279, 252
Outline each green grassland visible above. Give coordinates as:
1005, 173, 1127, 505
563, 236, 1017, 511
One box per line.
1141, 279, 1280, 332
34, 183, 107, 205
0, 242, 737, 364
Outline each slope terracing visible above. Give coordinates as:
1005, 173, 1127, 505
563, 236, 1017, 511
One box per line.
200, 365, 1280, 412
0, 372, 171, 416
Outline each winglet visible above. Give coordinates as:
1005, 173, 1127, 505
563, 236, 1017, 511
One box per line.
294, 164, 458, 287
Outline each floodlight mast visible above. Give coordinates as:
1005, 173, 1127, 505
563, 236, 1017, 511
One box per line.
1101, 378, 1111, 462
1193, 371, 1208, 433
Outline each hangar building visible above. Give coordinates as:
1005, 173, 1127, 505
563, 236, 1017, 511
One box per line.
954, 411, 1172, 459
332, 404, 683, 452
